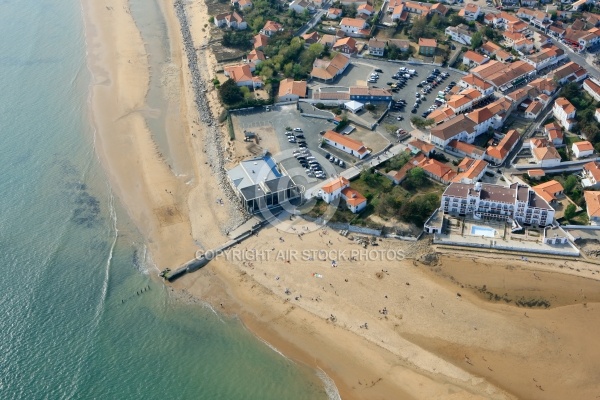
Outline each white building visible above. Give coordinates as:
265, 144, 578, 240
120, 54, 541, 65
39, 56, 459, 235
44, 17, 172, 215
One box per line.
552, 97, 576, 131
289, 0, 314, 13
318, 176, 350, 203
458, 3, 480, 21
582, 161, 600, 188
530, 140, 562, 167
368, 39, 385, 57
322, 130, 370, 159
583, 78, 600, 102
317, 177, 367, 213
572, 141, 594, 158
341, 188, 367, 213
441, 182, 555, 226
214, 11, 247, 30
445, 24, 473, 45
339, 17, 369, 37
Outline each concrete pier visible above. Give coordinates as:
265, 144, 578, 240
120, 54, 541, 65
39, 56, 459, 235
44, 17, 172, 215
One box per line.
164, 219, 267, 281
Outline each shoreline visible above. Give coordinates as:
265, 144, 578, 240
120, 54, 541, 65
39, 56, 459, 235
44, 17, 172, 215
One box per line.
81, 0, 600, 398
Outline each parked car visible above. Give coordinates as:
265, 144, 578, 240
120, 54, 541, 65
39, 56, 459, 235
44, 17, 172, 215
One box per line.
294, 128, 303, 132
295, 134, 305, 139
396, 116, 404, 121
374, 68, 383, 73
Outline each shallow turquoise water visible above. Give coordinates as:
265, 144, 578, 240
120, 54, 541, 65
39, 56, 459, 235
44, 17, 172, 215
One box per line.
0, 0, 329, 398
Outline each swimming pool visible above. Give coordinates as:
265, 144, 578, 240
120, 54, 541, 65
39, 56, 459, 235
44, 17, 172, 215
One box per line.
471, 225, 496, 237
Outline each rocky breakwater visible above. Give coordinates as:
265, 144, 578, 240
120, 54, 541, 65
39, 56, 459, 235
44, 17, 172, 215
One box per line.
173, 0, 247, 234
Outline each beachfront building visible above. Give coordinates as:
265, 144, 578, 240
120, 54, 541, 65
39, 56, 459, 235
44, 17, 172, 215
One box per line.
318, 177, 350, 203
341, 188, 367, 213
214, 11, 247, 30
322, 130, 370, 159
572, 141, 594, 158
584, 191, 600, 225
224, 64, 263, 88
227, 155, 301, 214
441, 182, 555, 226
532, 180, 564, 207
318, 177, 367, 213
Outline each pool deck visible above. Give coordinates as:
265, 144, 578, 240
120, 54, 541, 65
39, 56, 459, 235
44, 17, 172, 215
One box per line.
435, 219, 580, 257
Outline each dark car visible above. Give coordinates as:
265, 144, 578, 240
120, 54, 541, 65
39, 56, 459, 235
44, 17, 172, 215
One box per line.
374, 68, 383, 73
391, 88, 399, 92
295, 134, 305, 139
325, 153, 330, 159
411, 108, 417, 113
417, 83, 423, 87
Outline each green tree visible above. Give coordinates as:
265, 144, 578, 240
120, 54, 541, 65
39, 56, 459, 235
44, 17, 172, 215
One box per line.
260, 66, 274, 80
219, 79, 244, 105
408, 167, 426, 187
410, 16, 428, 39
449, 14, 467, 27
564, 175, 578, 193
471, 31, 483, 50
564, 204, 576, 221
361, 169, 381, 188
410, 116, 435, 129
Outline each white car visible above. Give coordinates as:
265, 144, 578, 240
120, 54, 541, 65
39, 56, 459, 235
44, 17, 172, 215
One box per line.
293, 128, 303, 132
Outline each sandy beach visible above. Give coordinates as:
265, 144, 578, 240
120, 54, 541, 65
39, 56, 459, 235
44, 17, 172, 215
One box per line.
83, 0, 600, 398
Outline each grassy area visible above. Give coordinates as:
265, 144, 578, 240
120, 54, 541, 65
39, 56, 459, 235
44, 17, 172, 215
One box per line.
569, 211, 590, 225
564, 134, 581, 147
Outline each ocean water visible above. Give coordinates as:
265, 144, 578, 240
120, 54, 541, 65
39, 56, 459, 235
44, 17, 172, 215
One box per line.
0, 0, 330, 399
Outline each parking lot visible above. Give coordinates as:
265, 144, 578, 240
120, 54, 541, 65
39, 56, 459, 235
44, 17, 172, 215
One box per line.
232, 105, 346, 189
314, 59, 466, 134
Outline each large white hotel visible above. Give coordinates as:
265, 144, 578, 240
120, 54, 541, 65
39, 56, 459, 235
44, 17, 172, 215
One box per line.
441, 182, 555, 227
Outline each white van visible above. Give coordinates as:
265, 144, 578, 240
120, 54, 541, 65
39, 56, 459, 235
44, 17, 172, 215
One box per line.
408, 69, 416, 75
